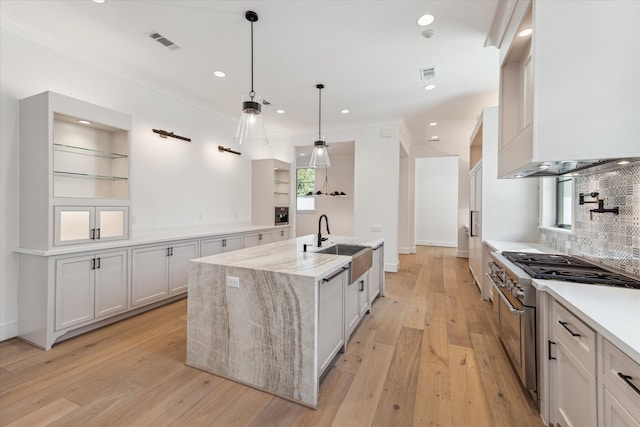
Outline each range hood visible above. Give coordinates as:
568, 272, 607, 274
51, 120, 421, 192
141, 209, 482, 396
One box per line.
502, 158, 640, 179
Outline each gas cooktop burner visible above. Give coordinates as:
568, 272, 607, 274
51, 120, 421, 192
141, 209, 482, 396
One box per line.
501, 251, 640, 289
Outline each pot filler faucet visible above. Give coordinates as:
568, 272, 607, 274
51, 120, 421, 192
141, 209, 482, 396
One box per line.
317, 214, 330, 247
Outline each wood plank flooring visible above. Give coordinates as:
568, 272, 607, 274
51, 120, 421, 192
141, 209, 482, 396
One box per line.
0, 246, 544, 426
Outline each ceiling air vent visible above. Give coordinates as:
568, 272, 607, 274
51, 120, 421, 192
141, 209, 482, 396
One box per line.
148, 32, 180, 51
420, 66, 436, 80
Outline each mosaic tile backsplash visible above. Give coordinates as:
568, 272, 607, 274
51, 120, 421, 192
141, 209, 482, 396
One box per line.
539, 161, 640, 278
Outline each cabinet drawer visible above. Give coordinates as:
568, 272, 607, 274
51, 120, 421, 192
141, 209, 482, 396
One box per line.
602, 378, 640, 427
602, 338, 640, 410
551, 300, 596, 370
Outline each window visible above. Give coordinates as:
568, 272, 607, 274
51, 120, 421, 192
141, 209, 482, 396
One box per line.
296, 168, 315, 211
555, 177, 573, 229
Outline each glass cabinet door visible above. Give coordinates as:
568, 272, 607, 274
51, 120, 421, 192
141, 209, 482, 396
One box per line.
96, 207, 128, 241
55, 207, 95, 246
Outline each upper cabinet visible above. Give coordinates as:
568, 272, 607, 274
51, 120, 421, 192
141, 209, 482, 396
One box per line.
19, 91, 132, 250
251, 159, 290, 227
494, 0, 640, 178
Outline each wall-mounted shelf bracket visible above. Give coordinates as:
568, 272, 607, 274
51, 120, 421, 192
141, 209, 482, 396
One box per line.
152, 128, 191, 142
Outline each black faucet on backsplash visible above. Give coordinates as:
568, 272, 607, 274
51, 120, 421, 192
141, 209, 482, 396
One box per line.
317, 214, 330, 247
580, 191, 619, 219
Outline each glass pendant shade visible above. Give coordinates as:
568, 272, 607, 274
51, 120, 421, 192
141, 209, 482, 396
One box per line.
310, 140, 331, 168
234, 94, 269, 145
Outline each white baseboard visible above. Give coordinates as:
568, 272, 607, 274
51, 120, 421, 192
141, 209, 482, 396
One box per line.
398, 246, 416, 254
384, 261, 399, 273
415, 240, 457, 248
0, 320, 18, 342
457, 250, 469, 258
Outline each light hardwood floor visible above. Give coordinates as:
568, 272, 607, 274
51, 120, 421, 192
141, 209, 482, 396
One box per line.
0, 246, 545, 426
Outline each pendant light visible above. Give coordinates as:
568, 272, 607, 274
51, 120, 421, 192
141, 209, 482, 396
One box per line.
234, 11, 269, 145
309, 84, 331, 168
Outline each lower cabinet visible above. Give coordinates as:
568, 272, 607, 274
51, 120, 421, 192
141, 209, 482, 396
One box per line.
245, 231, 273, 248
131, 240, 198, 307
368, 243, 384, 304
600, 337, 640, 427
345, 271, 369, 342
200, 234, 243, 257
55, 250, 128, 330
318, 267, 347, 377
273, 227, 290, 242
548, 298, 597, 427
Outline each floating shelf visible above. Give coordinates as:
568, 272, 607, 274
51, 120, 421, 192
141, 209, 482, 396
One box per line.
54, 171, 129, 181
54, 143, 128, 159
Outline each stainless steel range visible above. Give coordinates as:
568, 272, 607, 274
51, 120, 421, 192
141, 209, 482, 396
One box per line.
487, 251, 640, 407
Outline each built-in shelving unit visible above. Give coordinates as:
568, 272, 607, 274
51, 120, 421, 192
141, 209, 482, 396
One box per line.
19, 91, 132, 250
252, 158, 291, 226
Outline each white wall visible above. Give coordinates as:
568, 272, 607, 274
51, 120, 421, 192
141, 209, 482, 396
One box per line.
414, 157, 459, 247
295, 151, 355, 237
0, 29, 271, 340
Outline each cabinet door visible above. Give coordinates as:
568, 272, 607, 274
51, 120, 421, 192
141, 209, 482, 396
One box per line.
223, 235, 243, 252
602, 381, 640, 427
94, 250, 128, 318
273, 228, 290, 241
318, 269, 345, 376
169, 241, 198, 294
131, 245, 169, 307
357, 273, 369, 318
369, 245, 384, 304
55, 255, 95, 330
345, 277, 360, 339
54, 206, 95, 246
549, 340, 597, 427
245, 232, 271, 247
200, 237, 225, 257
96, 207, 128, 241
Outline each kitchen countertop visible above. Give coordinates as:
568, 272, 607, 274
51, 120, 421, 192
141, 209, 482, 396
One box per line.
534, 279, 640, 364
15, 223, 288, 257
191, 234, 384, 281
484, 240, 562, 254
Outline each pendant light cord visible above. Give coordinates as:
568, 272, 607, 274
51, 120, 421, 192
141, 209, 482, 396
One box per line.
250, 19, 255, 99
318, 85, 322, 140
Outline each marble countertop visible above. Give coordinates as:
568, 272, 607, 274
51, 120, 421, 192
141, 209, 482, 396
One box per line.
534, 279, 640, 364
191, 234, 384, 281
15, 223, 286, 256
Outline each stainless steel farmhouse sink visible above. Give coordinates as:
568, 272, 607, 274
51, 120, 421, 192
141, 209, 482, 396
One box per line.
317, 244, 373, 282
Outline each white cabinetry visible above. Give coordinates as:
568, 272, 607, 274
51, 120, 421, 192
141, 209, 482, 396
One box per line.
131, 240, 198, 307
55, 250, 128, 330
272, 227, 290, 242
368, 243, 384, 304
19, 91, 131, 250
600, 338, 640, 427
200, 234, 243, 257
244, 231, 274, 248
252, 159, 290, 226
318, 267, 347, 377
495, 1, 640, 178
467, 107, 538, 299
548, 299, 597, 427
345, 271, 369, 343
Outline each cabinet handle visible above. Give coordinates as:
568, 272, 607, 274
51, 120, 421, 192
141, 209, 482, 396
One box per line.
558, 321, 581, 337
323, 266, 348, 283
167, 247, 171, 257
359, 280, 364, 292
90, 228, 96, 240
259, 233, 262, 240
617, 372, 640, 396
91, 258, 96, 270
96, 228, 101, 240
170, 247, 174, 256
548, 340, 557, 360
222, 239, 227, 247
96, 257, 101, 269
280, 230, 284, 236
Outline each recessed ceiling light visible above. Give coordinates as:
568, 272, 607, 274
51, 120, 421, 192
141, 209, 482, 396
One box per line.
518, 28, 532, 37
431, 135, 438, 139
213, 70, 226, 78
300, 153, 306, 156
429, 122, 437, 126
417, 14, 435, 27
276, 109, 285, 114
92, 0, 106, 3
423, 84, 436, 91
617, 160, 630, 165
340, 109, 350, 114
77, 119, 92, 125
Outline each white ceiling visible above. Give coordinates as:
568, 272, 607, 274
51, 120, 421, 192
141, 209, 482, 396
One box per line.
1, 0, 500, 147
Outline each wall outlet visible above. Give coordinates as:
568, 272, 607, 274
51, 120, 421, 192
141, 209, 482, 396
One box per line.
226, 276, 240, 288
371, 224, 383, 232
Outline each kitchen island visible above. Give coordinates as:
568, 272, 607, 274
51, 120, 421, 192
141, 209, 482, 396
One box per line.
185, 234, 383, 408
